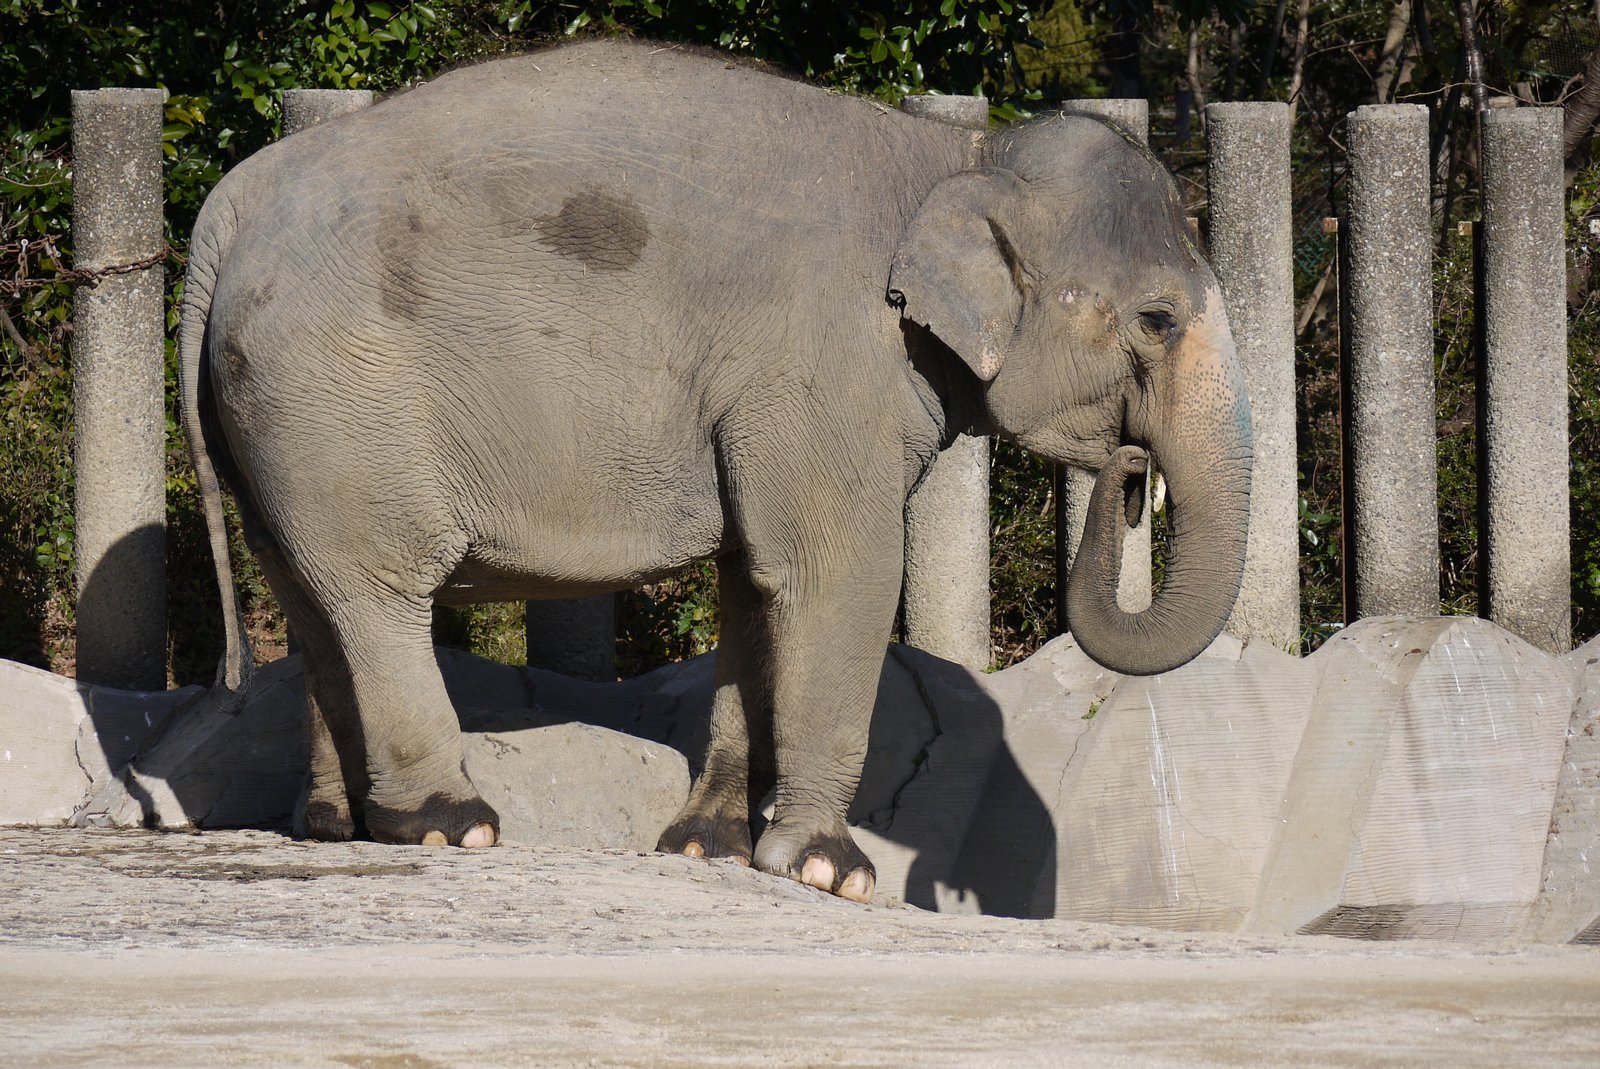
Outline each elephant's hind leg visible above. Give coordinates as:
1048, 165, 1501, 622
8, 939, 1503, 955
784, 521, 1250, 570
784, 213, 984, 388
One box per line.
657, 554, 773, 865
249, 530, 359, 841
319, 584, 499, 848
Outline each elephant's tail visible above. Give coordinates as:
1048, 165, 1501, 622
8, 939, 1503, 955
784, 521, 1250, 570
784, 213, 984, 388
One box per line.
178, 190, 253, 699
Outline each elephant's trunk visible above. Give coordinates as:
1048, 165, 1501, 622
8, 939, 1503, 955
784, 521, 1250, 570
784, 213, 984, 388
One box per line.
1065, 293, 1253, 676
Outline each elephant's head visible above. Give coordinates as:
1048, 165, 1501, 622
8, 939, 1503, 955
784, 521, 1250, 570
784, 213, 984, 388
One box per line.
888, 114, 1252, 676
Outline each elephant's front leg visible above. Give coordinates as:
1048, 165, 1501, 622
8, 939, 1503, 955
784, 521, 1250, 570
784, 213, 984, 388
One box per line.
657, 552, 773, 864
727, 461, 901, 901
749, 561, 896, 904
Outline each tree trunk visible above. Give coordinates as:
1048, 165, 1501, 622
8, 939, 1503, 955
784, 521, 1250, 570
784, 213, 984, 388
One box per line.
1373, 0, 1413, 104
1187, 23, 1208, 116
1563, 44, 1600, 168
1285, 0, 1312, 128
1223, 20, 1242, 102
1452, 0, 1489, 117
1255, 0, 1292, 98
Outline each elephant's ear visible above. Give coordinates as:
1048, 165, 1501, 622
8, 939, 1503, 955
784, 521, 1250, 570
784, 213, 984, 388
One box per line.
888, 167, 1030, 383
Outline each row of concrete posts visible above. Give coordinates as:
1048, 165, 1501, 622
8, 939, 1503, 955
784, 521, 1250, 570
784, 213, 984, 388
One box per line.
67, 89, 1570, 689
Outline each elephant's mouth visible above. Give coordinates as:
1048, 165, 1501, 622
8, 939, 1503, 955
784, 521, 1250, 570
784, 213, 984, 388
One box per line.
1116, 451, 1149, 530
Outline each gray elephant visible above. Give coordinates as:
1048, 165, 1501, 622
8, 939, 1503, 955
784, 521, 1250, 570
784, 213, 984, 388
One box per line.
180, 39, 1252, 902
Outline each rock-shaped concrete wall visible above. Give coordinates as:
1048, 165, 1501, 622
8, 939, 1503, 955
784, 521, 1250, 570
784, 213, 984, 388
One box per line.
2, 615, 1594, 942
1529, 632, 1600, 943
1258, 617, 1573, 940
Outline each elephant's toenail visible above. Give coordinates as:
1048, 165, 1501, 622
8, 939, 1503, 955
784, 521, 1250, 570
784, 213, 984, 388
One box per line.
839, 870, 875, 903
800, 854, 836, 890
681, 840, 705, 858
421, 831, 448, 846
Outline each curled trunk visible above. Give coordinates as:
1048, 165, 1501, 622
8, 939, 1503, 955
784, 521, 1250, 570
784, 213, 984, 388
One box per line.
1065, 298, 1254, 676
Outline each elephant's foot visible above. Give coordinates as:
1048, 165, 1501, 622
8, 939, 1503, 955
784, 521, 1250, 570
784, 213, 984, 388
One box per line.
302, 798, 357, 842
753, 818, 875, 903
364, 792, 500, 848
295, 772, 356, 842
656, 806, 754, 865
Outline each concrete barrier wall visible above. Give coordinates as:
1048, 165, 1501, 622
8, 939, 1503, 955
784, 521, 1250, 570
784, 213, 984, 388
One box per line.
6, 613, 1594, 942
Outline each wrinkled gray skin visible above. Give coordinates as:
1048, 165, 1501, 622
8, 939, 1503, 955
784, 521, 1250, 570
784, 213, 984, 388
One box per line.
181, 40, 1252, 900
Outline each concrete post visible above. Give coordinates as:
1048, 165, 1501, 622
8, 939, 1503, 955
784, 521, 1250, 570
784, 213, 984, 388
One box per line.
899, 93, 992, 670
1343, 105, 1439, 617
1060, 97, 1149, 143
1480, 108, 1570, 653
1056, 99, 1154, 624
526, 596, 617, 682
71, 89, 168, 691
1205, 102, 1299, 651
281, 88, 373, 134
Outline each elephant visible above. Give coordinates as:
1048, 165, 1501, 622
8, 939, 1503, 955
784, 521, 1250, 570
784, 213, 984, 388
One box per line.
179, 39, 1252, 902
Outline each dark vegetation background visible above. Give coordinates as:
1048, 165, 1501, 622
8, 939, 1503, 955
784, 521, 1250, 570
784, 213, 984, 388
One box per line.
3, 0, 1598, 683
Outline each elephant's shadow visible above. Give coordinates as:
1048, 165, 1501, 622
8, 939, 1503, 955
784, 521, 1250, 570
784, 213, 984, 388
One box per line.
457, 642, 1058, 919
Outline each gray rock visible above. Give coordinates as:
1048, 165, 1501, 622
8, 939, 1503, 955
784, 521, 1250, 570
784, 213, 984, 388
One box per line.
0, 660, 199, 825
466, 724, 685, 850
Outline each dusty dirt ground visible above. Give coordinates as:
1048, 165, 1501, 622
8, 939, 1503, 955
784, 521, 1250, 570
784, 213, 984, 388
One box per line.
2, 828, 1597, 1067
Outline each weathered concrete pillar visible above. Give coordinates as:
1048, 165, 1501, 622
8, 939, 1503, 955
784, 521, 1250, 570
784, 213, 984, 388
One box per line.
71, 89, 167, 691
1061, 97, 1149, 143
281, 88, 373, 134
526, 596, 617, 682
1056, 99, 1154, 624
1205, 102, 1299, 650
1480, 108, 1570, 653
899, 93, 992, 670
1343, 105, 1439, 617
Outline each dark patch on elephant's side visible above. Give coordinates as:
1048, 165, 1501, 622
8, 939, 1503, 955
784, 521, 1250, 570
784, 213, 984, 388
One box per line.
534, 189, 651, 271
376, 207, 430, 321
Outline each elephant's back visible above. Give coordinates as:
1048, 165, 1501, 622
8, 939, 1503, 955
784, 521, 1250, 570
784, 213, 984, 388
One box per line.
218, 40, 963, 292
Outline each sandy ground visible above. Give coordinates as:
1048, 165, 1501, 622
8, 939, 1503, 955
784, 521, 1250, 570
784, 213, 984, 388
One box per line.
2, 829, 1597, 1067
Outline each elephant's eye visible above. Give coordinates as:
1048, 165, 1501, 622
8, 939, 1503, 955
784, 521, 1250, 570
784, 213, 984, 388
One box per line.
1137, 310, 1177, 343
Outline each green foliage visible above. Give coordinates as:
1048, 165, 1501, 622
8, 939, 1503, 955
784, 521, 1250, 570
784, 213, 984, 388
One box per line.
1567, 167, 1600, 641
990, 440, 1056, 667
617, 561, 721, 675
1014, 0, 1103, 101
1, 117, 76, 665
